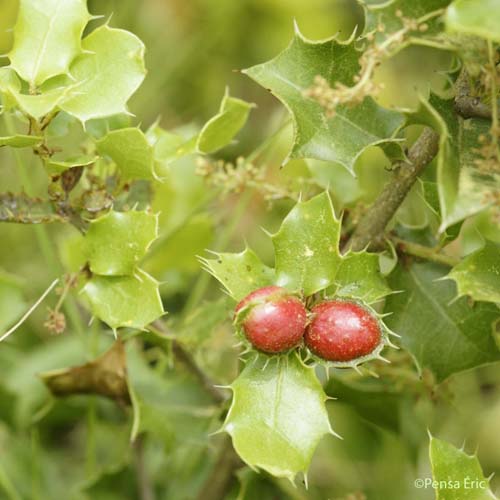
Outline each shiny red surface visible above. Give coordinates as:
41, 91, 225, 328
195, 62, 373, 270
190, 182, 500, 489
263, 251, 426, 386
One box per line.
305, 300, 381, 362
235, 286, 307, 354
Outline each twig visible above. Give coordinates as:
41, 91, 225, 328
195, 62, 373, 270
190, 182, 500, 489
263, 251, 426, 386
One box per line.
392, 237, 460, 267
196, 436, 243, 500
134, 435, 155, 500
150, 321, 228, 404
454, 69, 494, 120
0, 279, 59, 342
346, 127, 440, 251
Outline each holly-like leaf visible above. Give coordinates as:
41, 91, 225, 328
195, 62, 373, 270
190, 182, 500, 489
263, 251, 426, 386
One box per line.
332, 251, 392, 304
201, 247, 275, 302
446, 0, 500, 42
0, 67, 76, 119
411, 94, 496, 231
385, 262, 500, 382
196, 90, 255, 154
362, 0, 452, 48
145, 123, 195, 167
223, 354, 334, 482
272, 192, 342, 295
243, 25, 405, 172
84, 211, 159, 276
83, 270, 164, 330
60, 25, 146, 122
97, 128, 157, 180
0, 135, 42, 148
430, 435, 498, 499
44, 155, 96, 175
448, 241, 500, 304
8, 0, 90, 86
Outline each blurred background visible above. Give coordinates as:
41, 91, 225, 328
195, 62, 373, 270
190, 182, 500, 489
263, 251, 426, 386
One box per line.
0, 1, 499, 499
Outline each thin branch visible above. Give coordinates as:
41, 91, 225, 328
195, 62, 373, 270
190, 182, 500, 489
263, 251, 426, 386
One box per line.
150, 321, 228, 404
346, 127, 440, 251
454, 69, 494, 120
392, 237, 460, 267
196, 436, 243, 500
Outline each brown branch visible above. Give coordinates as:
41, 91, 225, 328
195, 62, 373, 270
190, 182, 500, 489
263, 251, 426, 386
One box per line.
196, 436, 243, 500
454, 69, 494, 120
346, 127, 440, 251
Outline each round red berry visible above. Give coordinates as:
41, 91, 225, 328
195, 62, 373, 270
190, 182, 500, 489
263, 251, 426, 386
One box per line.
305, 300, 381, 362
235, 286, 307, 354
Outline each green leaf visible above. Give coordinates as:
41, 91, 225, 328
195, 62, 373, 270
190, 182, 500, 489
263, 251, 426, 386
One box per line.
196, 90, 255, 154
362, 0, 452, 49
0, 67, 76, 119
385, 262, 500, 382
201, 247, 275, 302
0, 135, 42, 147
332, 251, 392, 304
243, 26, 405, 172
60, 25, 146, 122
83, 270, 164, 330
448, 241, 500, 304
44, 155, 96, 175
430, 435, 497, 499
9, 0, 90, 86
97, 127, 157, 180
446, 0, 500, 42
272, 192, 341, 295
413, 95, 496, 231
127, 341, 215, 444
224, 354, 334, 482
84, 211, 159, 276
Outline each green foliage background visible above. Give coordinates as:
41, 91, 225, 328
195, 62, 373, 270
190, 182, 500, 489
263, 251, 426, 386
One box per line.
0, 1, 499, 499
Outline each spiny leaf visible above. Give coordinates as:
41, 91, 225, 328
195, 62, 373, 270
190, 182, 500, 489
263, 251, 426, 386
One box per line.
44, 155, 96, 175
224, 354, 334, 482
60, 25, 146, 123
0, 67, 76, 119
385, 262, 500, 382
0, 135, 42, 148
83, 270, 164, 330
412, 94, 496, 231
447, 241, 500, 304
362, 0, 451, 49
243, 25, 405, 172
84, 210, 159, 276
201, 247, 275, 302
272, 192, 342, 295
9, 0, 90, 86
332, 251, 392, 304
430, 435, 498, 499
446, 0, 500, 42
97, 127, 157, 180
196, 90, 255, 154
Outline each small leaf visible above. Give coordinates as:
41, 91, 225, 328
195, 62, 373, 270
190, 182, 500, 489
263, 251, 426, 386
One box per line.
44, 155, 96, 175
224, 354, 334, 482
333, 251, 392, 304
448, 241, 500, 304
83, 270, 164, 330
446, 0, 500, 42
9, 0, 90, 86
0, 135, 42, 148
97, 127, 157, 180
272, 192, 342, 295
243, 26, 405, 171
196, 90, 255, 154
430, 435, 498, 499
60, 25, 146, 122
385, 262, 500, 382
84, 210, 158, 276
201, 247, 275, 302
